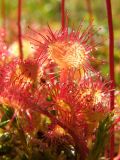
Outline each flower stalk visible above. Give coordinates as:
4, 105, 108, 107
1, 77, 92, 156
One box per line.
18, 0, 23, 60
1, 0, 6, 40
85, 0, 93, 23
106, 0, 115, 159
61, 0, 65, 30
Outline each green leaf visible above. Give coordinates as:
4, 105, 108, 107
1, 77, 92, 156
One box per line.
46, 95, 52, 102
21, 154, 29, 160
87, 113, 114, 160
41, 149, 56, 160
0, 120, 10, 128
0, 132, 12, 142
0, 105, 15, 128
50, 110, 57, 116
1, 106, 14, 122
0, 144, 12, 155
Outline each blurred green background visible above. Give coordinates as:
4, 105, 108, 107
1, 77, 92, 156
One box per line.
0, 0, 120, 87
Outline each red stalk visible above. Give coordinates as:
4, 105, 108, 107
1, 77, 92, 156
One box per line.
18, 0, 23, 60
106, 0, 115, 159
85, 0, 93, 23
61, 0, 65, 30
1, 0, 6, 40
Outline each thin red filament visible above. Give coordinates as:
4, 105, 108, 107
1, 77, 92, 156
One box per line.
18, 0, 23, 60
106, 0, 115, 159
61, 0, 65, 30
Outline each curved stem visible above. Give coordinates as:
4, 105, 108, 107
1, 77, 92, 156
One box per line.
18, 0, 23, 60
106, 0, 115, 159
61, 0, 65, 30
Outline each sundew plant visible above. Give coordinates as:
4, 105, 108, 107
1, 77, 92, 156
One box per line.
0, 0, 120, 160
